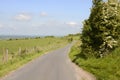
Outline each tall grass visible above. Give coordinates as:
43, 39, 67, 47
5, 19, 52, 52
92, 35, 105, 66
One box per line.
69, 41, 120, 80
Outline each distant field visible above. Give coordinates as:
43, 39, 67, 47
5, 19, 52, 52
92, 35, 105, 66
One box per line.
0, 37, 68, 77
0, 37, 66, 56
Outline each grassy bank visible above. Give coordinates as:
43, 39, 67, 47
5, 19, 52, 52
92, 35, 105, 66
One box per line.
69, 41, 120, 80
0, 37, 68, 77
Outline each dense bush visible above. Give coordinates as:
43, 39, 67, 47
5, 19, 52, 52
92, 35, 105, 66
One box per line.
81, 0, 120, 58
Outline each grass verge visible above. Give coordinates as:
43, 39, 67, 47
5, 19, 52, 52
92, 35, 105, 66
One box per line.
69, 40, 120, 80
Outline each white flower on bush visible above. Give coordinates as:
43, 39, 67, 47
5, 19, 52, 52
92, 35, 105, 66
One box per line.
105, 36, 117, 49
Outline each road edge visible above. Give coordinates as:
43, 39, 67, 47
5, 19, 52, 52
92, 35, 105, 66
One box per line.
67, 41, 96, 80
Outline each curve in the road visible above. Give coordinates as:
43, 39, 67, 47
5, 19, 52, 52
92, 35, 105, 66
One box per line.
2, 44, 77, 80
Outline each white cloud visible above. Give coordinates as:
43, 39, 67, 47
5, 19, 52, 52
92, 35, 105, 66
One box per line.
40, 12, 48, 17
66, 22, 78, 27
15, 13, 31, 21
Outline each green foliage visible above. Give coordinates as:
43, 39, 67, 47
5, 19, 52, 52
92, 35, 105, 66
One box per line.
81, 0, 120, 58
68, 37, 73, 43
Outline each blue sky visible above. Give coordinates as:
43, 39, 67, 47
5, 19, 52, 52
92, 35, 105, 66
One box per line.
0, 0, 92, 36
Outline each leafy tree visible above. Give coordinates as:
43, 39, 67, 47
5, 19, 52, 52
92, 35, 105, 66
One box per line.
81, 0, 120, 58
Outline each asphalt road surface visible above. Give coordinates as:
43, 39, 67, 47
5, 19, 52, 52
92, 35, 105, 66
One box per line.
3, 44, 77, 80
